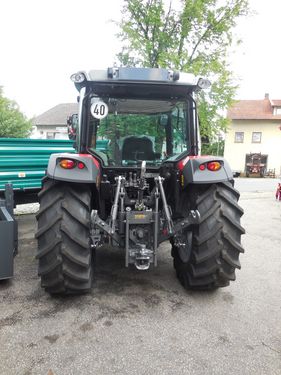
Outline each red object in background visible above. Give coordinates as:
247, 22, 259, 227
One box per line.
276, 183, 281, 201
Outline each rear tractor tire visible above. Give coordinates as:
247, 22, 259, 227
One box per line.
35, 177, 93, 295
172, 181, 245, 290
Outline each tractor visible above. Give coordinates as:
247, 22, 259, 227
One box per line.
36, 67, 245, 295
245, 153, 266, 177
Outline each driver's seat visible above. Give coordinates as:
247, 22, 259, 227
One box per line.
122, 136, 155, 161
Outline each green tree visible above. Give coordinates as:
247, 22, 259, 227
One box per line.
202, 140, 225, 156
116, 0, 249, 140
0, 87, 32, 138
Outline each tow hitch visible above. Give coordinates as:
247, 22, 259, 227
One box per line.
91, 161, 200, 271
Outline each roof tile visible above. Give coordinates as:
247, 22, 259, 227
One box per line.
227, 98, 281, 120
271, 100, 281, 107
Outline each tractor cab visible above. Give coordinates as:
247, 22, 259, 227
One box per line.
71, 67, 210, 169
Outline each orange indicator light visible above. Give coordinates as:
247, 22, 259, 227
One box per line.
207, 161, 221, 171
59, 159, 76, 169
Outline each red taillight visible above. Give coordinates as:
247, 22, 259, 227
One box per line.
77, 162, 85, 169
177, 156, 190, 171
199, 164, 206, 171
207, 161, 221, 171
60, 159, 76, 169
78, 154, 100, 169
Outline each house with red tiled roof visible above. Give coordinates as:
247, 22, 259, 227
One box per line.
224, 94, 281, 176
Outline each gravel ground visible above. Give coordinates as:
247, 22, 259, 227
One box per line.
0, 180, 280, 375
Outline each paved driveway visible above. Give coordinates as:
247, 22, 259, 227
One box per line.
0, 179, 280, 375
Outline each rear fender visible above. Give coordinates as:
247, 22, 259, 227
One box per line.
46, 153, 100, 184
178, 156, 233, 187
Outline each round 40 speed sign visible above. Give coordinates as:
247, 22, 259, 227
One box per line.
90, 101, 108, 119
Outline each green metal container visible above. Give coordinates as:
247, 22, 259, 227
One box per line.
0, 138, 75, 191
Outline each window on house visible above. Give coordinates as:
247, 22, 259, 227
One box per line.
275, 107, 281, 115
46, 132, 55, 139
252, 132, 262, 143
234, 132, 244, 143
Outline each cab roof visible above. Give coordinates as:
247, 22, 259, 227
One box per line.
71, 67, 210, 99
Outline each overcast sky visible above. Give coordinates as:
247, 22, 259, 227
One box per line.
0, 0, 280, 118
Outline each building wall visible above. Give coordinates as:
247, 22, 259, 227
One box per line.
31, 125, 68, 140
224, 120, 281, 175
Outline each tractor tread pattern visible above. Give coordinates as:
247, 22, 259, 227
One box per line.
36, 178, 92, 295
173, 181, 244, 290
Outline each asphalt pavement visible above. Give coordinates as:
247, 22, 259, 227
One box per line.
234, 177, 280, 193
0, 178, 280, 375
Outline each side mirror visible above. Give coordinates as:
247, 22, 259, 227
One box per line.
67, 114, 78, 140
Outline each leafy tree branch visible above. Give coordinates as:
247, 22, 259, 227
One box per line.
116, 0, 250, 141
0, 87, 32, 138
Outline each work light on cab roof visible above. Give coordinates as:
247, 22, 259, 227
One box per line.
70, 72, 86, 83
69, 67, 211, 91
